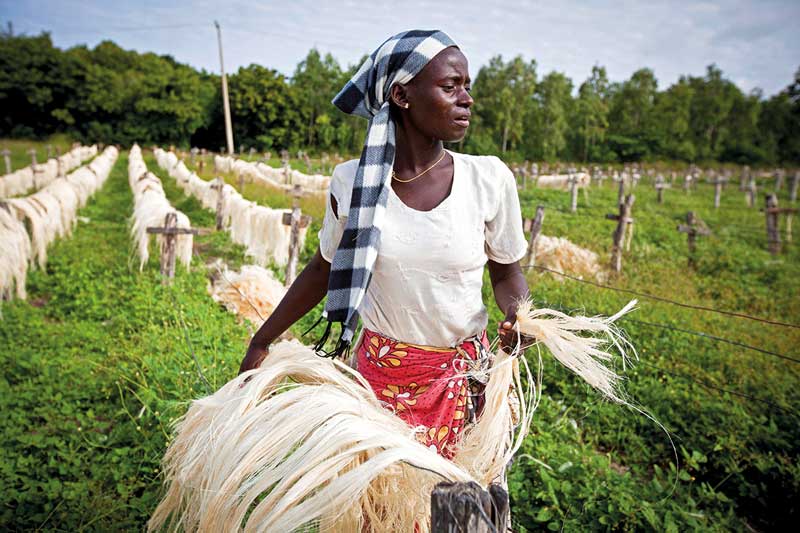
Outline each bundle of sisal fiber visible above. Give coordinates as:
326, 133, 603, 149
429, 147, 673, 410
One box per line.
0, 144, 98, 198
535, 234, 605, 282
0, 205, 31, 300
150, 299, 638, 532
5, 146, 118, 270
153, 148, 305, 267
209, 264, 287, 326
535, 172, 591, 190
128, 145, 193, 271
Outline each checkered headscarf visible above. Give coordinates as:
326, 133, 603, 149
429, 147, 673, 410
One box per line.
315, 30, 457, 357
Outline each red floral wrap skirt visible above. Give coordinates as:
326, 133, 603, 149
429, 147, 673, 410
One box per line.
355, 328, 490, 459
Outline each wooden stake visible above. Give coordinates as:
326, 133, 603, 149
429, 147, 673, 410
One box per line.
283, 162, 292, 185
765, 194, 780, 255
762, 195, 799, 254
677, 211, 711, 267
569, 173, 578, 212
608, 194, 635, 273
2, 148, 11, 174
790, 171, 799, 204
146, 212, 198, 284
774, 169, 784, 192
523, 205, 545, 268
431, 481, 508, 533
655, 176, 670, 204
27, 148, 37, 166
281, 185, 311, 286
212, 177, 226, 230
746, 176, 756, 207
709, 176, 728, 208
617, 179, 625, 207
46, 144, 53, 159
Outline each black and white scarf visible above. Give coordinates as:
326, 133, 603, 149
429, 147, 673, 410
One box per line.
314, 29, 457, 357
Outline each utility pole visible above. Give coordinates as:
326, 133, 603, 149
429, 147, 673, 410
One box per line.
214, 20, 235, 155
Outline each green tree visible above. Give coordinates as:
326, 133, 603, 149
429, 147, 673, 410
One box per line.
607, 68, 658, 160
650, 77, 696, 161
292, 49, 344, 149
227, 64, 302, 150
469, 55, 537, 155
528, 71, 573, 161
573, 66, 610, 161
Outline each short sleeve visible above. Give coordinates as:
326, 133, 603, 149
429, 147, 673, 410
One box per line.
484, 160, 528, 263
317, 162, 354, 262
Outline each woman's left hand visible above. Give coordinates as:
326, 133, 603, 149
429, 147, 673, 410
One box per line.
497, 308, 537, 354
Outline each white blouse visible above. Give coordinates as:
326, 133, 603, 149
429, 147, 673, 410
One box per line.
318, 150, 528, 347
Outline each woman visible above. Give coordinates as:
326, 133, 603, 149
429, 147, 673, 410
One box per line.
239, 30, 532, 458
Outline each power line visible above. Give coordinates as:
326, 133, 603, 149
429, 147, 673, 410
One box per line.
526, 265, 800, 330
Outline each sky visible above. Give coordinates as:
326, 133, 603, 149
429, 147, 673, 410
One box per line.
3, 0, 799, 97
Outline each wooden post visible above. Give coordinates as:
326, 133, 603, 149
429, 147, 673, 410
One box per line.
283, 161, 292, 185
249, 147, 257, 159
27, 148, 37, 166
766, 194, 780, 255
774, 169, 784, 192
431, 482, 509, 533
790, 171, 799, 204
523, 205, 545, 268
213, 177, 226, 230
655, 175, 669, 204
710, 176, 728, 208
1, 148, 11, 174
569, 172, 578, 212
616, 178, 625, 207
162, 212, 178, 281
677, 211, 711, 267
608, 194, 635, 273
745, 175, 754, 207
146, 213, 199, 284
238, 171, 245, 192
739, 166, 749, 191
281, 185, 311, 286
46, 144, 53, 159
190, 147, 199, 164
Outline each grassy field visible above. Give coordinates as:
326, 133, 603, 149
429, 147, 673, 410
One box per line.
1, 135, 78, 172
1, 143, 798, 531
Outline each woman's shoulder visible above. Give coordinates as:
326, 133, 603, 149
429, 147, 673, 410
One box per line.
451, 151, 514, 188
331, 159, 360, 183
327, 159, 360, 214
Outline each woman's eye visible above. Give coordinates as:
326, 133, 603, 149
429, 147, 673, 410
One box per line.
442, 85, 455, 91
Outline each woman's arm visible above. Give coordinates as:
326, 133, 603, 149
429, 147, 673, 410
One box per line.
238, 248, 331, 373
487, 259, 533, 352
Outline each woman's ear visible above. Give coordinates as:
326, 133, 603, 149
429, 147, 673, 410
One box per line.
390, 84, 410, 109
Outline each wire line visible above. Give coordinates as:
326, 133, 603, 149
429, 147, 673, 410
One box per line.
527, 264, 800, 330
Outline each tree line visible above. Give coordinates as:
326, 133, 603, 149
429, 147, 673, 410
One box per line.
1, 31, 798, 164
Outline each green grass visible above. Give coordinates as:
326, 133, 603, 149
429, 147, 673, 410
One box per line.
1, 135, 77, 172
1, 143, 798, 531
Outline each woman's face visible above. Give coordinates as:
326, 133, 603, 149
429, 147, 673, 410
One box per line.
398, 47, 473, 142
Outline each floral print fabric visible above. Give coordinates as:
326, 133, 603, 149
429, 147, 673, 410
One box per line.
356, 328, 490, 459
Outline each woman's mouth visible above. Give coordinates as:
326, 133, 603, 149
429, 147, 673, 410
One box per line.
454, 117, 470, 128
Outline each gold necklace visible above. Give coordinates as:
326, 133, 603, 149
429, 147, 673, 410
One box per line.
391, 151, 446, 183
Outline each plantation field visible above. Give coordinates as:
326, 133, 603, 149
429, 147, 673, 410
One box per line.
1, 141, 798, 531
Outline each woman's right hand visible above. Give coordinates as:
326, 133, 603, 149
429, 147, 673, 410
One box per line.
235, 248, 332, 377
239, 344, 269, 375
